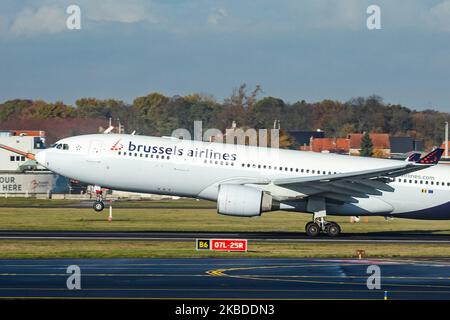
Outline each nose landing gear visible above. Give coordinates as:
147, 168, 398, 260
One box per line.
93, 200, 105, 212
92, 185, 106, 212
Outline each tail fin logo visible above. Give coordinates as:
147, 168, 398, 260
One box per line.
417, 148, 444, 165
110, 140, 124, 151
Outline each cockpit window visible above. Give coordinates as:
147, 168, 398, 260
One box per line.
52, 143, 69, 150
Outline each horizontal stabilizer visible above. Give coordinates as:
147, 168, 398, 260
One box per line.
405, 153, 421, 162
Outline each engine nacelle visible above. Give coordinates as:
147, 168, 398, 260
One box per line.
217, 184, 273, 217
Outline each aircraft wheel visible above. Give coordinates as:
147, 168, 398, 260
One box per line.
93, 201, 105, 212
305, 222, 321, 237
326, 222, 341, 237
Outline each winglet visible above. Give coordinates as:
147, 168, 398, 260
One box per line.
416, 148, 444, 165
0, 144, 36, 160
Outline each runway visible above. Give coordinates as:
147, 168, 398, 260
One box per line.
0, 258, 450, 299
0, 230, 450, 243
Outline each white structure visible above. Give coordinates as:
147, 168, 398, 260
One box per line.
0, 130, 56, 195
0, 130, 46, 171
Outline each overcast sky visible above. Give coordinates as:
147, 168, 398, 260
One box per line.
0, 0, 449, 111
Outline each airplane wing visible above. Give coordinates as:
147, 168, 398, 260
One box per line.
247, 148, 444, 203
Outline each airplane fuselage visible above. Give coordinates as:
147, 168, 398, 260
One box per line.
36, 134, 450, 220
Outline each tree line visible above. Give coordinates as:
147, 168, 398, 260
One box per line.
0, 84, 448, 148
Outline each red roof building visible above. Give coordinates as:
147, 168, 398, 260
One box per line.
302, 133, 391, 158
348, 133, 390, 149
309, 138, 350, 154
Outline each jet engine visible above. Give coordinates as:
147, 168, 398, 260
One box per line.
217, 184, 274, 217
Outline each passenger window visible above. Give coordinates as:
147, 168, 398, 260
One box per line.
63, 144, 69, 150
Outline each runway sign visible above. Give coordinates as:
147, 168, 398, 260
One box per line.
196, 239, 247, 252
196, 239, 211, 250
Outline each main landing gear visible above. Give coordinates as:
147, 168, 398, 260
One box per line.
305, 219, 341, 237
93, 185, 105, 212
305, 196, 341, 237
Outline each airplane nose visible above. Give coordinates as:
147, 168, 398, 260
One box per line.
35, 150, 47, 166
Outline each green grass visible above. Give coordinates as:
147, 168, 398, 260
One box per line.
0, 198, 80, 207
0, 197, 215, 208
0, 202, 449, 258
0, 206, 448, 234
0, 240, 450, 259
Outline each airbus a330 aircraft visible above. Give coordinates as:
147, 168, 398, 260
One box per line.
1, 134, 448, 237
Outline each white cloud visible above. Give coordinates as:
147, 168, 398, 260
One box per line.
6, 0, 450, 38
207, 8, 228, 26
286, 0, 365, 31
5, 0, 162, 37
10, 6, 66, 36
426, 0, 450, 32
0, 15, 7, 34
84, 0, 151, 24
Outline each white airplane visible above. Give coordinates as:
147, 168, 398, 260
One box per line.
1, 134, 448, 237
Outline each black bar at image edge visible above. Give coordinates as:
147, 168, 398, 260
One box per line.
0, 300, 447, 319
